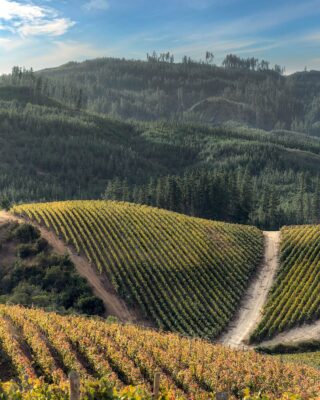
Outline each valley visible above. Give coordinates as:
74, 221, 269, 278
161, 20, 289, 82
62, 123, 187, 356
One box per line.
0, 42, 319, 398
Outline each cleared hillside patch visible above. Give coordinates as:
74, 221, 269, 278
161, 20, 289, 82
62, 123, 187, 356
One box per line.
251, 225, 320, 342
12, 200, 263, 339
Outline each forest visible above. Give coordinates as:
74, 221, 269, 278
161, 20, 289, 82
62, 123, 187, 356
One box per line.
0, 63, 320, 229
31, 54, 320, 135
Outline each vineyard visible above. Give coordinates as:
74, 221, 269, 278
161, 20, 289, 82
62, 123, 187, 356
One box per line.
280, 351, 320, 370
0, 304, 318, 399
11, 201, 263, 339
251, 225, 320, 342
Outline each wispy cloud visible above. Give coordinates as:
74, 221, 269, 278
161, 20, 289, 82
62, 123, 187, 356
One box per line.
27, 40, 110, 70
83, 0, 110, 11
18, 18, 75, 37
0, 0, 75, 37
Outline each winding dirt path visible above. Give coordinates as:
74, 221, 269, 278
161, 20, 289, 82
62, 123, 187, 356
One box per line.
219, 231, 280, 348
0, 210, 145, 324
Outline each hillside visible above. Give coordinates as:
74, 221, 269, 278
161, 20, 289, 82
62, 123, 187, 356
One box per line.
0, 220, 104, 316
251, 225, 320, 342
0, 83, 320, 228
0, 304, 318, 399
38, 57, 320, 135
12, 200, 263, 338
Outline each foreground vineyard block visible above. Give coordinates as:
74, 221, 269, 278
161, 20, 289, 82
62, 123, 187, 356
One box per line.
12, 200, 263, 338
0, 305, 318, 398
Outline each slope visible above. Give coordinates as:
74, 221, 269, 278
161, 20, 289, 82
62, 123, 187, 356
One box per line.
251, 225, 320, 342
0, 217, 104, 316
0, 210, 141, 324
11, 200, 263, 339
1, 81, 320, 228
38, 56, 308, 132
0, 304, 319, 398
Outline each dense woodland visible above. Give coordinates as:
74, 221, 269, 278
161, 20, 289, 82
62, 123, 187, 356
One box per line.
31, 54, 320, 135
0, 63, 320, 229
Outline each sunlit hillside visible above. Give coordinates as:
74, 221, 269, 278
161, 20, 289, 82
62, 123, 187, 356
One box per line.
12, 200, 263, 338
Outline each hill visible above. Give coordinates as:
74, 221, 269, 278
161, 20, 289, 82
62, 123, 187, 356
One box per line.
11, 200, 263, 338
0, 304, 318, 399
38, 56, 320, 135
251, 225, 320, 342
0, 83, 320, 229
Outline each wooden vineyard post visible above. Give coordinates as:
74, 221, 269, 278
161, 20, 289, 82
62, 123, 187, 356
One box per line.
153, 372, 161, 400
69, 371, 80, 400
216, 392, 229, 400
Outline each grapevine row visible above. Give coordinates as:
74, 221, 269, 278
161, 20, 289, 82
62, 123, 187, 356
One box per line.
12, 200, 263, 338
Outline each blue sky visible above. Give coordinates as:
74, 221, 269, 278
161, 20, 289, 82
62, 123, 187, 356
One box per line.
0, 0, 320, 74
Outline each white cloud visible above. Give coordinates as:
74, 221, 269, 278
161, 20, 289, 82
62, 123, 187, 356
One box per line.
0, 0, 47, 21
0, 0, 75, 37
83, 0, 110, 11
18, 18, 75, 37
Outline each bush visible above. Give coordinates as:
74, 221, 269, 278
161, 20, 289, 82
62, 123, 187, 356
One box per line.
12, 224, 40, 243
17, 243, 36, 258
76, 296, 105, 316
35, 237, 48, 252
0, 195, 11, 210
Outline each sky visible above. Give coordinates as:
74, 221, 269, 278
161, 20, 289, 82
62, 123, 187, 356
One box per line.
0, 0, 320, 74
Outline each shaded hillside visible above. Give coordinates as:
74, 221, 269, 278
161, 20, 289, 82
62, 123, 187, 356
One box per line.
38, 57, 320, 134
0, 84, 320, 227
12, 201, 263, 339
0, 304, 318, 398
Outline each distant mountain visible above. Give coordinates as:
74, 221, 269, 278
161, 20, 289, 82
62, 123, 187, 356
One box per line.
39, 57, 320, 135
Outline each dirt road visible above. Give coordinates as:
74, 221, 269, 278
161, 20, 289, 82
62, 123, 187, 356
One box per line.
0, 210, 144, 324
219, 231, 280, 348
259, 319, 320, 347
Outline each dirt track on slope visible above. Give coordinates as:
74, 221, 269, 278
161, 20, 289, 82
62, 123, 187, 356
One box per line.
0, 210, 146, 324
259, 320, 320, 348
219, 231, 280, 348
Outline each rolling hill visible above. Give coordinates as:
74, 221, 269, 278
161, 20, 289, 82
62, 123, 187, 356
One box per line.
0, 81, 320, 228
38, 57, 320, 135
0, 304, 318, 399
11, 200, 263, 339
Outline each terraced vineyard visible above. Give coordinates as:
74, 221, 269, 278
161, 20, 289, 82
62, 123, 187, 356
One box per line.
0, 304, 319, 398
251, 225, 320, 342
12, 200, 263, 339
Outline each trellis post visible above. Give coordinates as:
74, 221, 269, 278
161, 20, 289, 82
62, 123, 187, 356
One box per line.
216, 392, 229, 400
153, 371, 161, 399
69, 371, 80, 400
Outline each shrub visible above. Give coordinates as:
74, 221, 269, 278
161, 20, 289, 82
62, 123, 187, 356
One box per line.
75, 296, 105, 316
12, 224, 40, 244
17, 244, 36, 259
